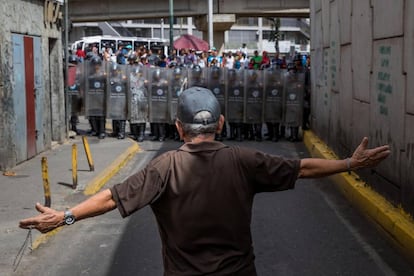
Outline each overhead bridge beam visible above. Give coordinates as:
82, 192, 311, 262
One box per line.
68, 0, 309, 22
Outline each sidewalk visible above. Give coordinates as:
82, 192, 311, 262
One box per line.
0, 122, 139, 274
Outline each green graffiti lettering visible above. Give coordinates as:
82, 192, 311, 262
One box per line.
379, 105, 388, 115
378, 71, 390, 81
385, 84, 392, 94
380, 46, 391, 55
377, 93, 386, 104
381, 59, 389, 67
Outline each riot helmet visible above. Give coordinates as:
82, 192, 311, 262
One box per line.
152, 68, 162, 81
211, 66, 221, 79
90, 55, 102, 66
173, 67, 182, 79
192, 65, 202, 78
68, 55, 78, 64
227, 69, 236, 82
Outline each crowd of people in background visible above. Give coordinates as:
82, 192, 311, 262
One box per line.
73, 41, 310, 72
70, 41, 311, 142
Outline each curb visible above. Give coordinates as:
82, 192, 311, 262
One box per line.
31, 139, 140, 250
303, 130, 414, 262
84, 140, 140, 195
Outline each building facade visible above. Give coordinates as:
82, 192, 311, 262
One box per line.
0, 0, 66, 170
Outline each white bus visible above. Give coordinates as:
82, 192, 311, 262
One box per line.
71, 35, 169, 55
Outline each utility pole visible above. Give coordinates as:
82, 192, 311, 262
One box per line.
208, 0, 213, 48
169, 0, 174, 55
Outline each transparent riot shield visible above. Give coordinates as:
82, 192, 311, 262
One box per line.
128, 65, 149, 124
148, 67, 169, 123
207, 67, 226, 118
169, 67, 188, 124
106, 63, 128, 120
283, 71, 305, 127
67, 63, 84, 116
244, 70, 264, 124
264, 68, 285, 123
225, 69, 245, 123
84, 59, 107, 117
188, 65, 207, 88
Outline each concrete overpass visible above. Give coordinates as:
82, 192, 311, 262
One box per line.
68, 0, 310, 22
68, 0, 309, 52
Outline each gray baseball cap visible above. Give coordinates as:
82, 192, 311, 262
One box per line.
176, 86, 221, 125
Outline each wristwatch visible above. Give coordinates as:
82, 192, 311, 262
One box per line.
64, 210, 76, 225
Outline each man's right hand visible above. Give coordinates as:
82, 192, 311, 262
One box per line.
19, 203, 64, 233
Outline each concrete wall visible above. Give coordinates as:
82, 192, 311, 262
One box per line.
310, 0, 414, 214
0, 0, 65, 170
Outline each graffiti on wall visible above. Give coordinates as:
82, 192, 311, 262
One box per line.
376, 45, 392, 116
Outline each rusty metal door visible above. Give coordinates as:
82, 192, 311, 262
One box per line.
12, 34, 39, 162
24, 36, 37, 159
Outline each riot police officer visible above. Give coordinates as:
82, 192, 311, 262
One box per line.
208, 66, 226, 141
169, 66, 187, 141
67, 55, 82, 134
149, 68, 169, 141
226, 69, 244, 141
108, 62, 128, 139
86, 56, 107, 139
264, 67, 284, 142
245, 70, 264, 141
283, 62, 304, 142
128, 62, 148, 142
189, 65, 207, 88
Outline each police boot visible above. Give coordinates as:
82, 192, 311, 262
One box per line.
246, 124, 254, 140
236, 124, 243, 142
89, 117, 98, 136
228, 124, 235, 140
254, 124, 262, 142
150, 123, 156, 138
158, 124, 166, 142
130, 123, 138, 140
272, 123, 280, 142
265, 122, 273, 141
137, 123, 145, 142
290, 126, 300, 142
221, 121, 227, 139
280, 125, 286, 140
111, 120, 119, 137
118, 120, 126, 139
70, 116, 78, 134
172, 125, 180, 141
98, 117, 106, 139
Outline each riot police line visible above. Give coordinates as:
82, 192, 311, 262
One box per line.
67, 56, 305, 142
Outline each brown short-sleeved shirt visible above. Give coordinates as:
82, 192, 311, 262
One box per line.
110, 141, 300, 275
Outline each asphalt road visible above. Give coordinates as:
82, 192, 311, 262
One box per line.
13, 140, 414, 276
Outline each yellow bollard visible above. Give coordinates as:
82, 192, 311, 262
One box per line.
72, 143, 78, 189
82, 135, 95, 171
41, 157, 51, 207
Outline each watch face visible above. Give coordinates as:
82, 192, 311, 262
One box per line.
64, 211, 76, 225
65, 215, 75, 225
